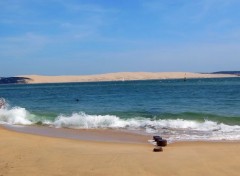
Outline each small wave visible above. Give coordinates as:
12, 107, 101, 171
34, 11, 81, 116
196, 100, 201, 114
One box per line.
51, 113, 240, 131
51, 112, 240, 141
1, 107, 240, 141
52, 112, 127, 129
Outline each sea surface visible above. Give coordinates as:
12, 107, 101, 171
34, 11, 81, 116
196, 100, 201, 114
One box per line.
1, 77, 240, 142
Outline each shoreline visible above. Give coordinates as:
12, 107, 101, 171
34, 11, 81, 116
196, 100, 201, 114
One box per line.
1, 126, 240, 176
1, 124, 150, 144
0, 124, 240, 145
19, 72, 237, 84
2, 124, 240, 144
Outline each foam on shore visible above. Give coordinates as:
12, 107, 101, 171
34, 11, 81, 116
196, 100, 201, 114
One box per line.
1, 106, 240, 142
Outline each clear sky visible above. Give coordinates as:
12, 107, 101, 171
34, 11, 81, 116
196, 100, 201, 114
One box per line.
1, 0, 240, 76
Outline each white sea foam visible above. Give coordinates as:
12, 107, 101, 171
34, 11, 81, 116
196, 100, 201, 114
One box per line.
51, 112, 235, 132
50, 112, 240, 141
1, 108, 240, 141
0, 107, 33, 125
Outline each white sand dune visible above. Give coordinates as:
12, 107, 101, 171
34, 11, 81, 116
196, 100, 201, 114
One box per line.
20, 72, 236, 84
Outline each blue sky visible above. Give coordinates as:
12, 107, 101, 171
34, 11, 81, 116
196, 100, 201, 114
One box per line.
1, 0, 240, 76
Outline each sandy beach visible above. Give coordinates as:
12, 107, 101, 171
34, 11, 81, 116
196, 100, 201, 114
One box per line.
20, 72, 237, 84
1, 126, 240, 176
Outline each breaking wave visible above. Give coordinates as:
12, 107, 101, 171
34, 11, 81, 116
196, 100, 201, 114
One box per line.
1, 106, 240, 141
0, 107, 33, 125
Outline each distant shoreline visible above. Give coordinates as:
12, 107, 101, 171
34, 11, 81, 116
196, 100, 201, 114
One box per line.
19, 72, 237, 84
0, 72, 238, 84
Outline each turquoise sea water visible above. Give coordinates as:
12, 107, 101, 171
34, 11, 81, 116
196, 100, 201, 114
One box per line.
1, 77, 240, 141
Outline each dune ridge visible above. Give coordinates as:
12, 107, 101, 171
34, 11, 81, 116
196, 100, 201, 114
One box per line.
20, 72, 236, 84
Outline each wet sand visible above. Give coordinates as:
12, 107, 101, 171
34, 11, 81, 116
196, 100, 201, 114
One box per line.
20, 72, 236, 84
1, 126, 240, 176
3, 124, 150, 144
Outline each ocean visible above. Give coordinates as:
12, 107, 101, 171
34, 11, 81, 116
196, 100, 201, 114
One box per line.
1, 77, 240, 142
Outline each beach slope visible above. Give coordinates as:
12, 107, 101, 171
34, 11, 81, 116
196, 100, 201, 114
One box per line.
1, 127, 240, 176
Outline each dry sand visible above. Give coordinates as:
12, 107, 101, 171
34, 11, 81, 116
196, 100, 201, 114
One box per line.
1, 126, 240, 176
20, 72, 236, 84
